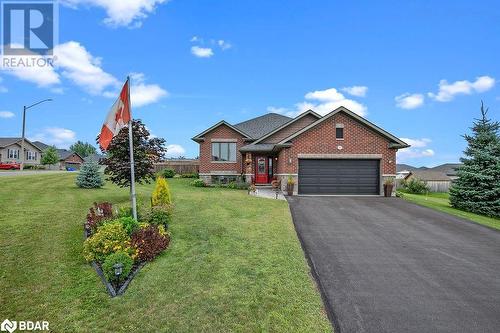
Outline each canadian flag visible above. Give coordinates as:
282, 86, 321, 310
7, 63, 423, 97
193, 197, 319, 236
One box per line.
99, 79, 131, 150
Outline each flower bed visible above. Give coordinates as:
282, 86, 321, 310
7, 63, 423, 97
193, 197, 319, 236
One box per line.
83, 177, 173, 296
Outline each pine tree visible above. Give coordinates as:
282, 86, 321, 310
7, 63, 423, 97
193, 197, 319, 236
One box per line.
76, 161, 104, 188
449, 102, 500, 217
151, 176, 172, 206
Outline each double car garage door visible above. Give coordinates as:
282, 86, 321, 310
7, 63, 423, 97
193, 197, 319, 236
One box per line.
298, 159, 380, 195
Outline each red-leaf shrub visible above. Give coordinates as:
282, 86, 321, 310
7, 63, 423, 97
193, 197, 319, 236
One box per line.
131, 225, 170, 262
85, 202, 114, 234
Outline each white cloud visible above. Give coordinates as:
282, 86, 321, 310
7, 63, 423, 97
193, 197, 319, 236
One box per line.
30, 127, 77, 149
267, 87, 367, 118
166, 144, 186, 157
61, 0, 168, 27
190, 36, 200, 42
54, 41, 119, 95
217, 40, 232, 50
0, 111, 15, 118
191, 46, 214, 58
395, 93, 424, 109
129, 73, 168, 107
267, 106, 289, 114
428, 75, 495, 102
398, 138, 435, 161
2, 41, 167, 106
341, 86, 368, 97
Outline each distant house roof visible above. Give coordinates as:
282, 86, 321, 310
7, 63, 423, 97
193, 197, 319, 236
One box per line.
0, 137, 42, 151
233, 113, 293, 139
405, 170, 451, 181
56, 149, 84, 162
396, 163, 419, 172
84, 153, 105, 163
431, 163, 462, 176
32, 141, 50, 150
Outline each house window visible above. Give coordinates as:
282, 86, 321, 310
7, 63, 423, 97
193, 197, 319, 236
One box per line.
27, 151, 37, 160
8, 149, 19, 159
211, 142, 237, 162
335, 124, 344, 139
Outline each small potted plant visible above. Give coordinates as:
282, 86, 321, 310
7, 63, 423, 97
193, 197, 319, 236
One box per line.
383, 177, 394, 197
286, 175, 295, 196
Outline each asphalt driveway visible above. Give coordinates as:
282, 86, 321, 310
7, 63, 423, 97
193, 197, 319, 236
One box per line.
287, 196, 500, 333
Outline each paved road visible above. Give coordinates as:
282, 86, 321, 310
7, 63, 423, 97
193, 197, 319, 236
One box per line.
287, 196, 500, 333
0, 170, 69, 177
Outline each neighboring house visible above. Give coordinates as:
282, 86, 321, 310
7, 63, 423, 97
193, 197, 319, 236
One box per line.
192, 106, 409, 195
431, 163, 462, 180
0, 137, 42, 165
33, 141, 85, 170
404, 170, 452, 192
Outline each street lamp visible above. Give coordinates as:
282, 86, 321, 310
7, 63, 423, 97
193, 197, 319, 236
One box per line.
20, 98, 53, 170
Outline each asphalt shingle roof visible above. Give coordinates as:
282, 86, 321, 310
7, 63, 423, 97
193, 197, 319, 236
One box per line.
233, 113, 292, 139
407, 170, 451, 181
32, 141, 50, 150
0, 137, 21, 148
240, 143, 277, 152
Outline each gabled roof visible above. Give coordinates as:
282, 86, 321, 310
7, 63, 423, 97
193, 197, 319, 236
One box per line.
277, 106, 410, 149
32, 141, 50, 150
251, 110, 321, 144
405, 170, 451, 181
57, 149, 84, 161
233, 113, 293, 139
191, 120, 253, 142
0, 137, 42, 151
431, 163, 462, 176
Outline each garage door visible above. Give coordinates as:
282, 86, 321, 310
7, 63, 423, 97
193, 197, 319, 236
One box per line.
298, 159, 380, 195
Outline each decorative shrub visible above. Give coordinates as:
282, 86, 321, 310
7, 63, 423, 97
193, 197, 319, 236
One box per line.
180, 173, 198, 178
226, 181, 249, 190
85, 202, 114, 233
113, 216, 139, 236
191, 179, 205, 187
131, 225, 170, 262
102, 252, 134, 284
76, 161, 104, 188
147, 205, 173, 226
162, 168, 176, 178
401, 178, 429, 194
83, 222, 134, 263
151, 177, 172, 206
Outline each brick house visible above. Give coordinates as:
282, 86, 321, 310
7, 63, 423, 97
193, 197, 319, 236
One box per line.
33, 141, 85, 170
192, 106, 409, 195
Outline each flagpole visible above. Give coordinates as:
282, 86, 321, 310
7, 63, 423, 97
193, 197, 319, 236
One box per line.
127, 76, 138, 220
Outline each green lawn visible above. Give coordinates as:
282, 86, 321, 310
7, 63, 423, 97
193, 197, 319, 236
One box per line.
0, 174, 331, 332
398, 191, 500, 230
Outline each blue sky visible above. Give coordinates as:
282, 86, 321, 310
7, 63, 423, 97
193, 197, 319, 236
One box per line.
0, 0, 499, 166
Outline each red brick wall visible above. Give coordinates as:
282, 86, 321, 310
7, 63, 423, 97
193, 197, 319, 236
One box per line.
198, 124, 245, 174
276, 112, 397, 174
262, 113, 318, 144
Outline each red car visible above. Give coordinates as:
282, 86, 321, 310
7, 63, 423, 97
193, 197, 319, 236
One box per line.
0, 162, 21, 170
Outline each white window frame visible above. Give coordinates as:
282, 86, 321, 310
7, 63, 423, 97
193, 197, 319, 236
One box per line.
27, 151, 37, 161
8, 148, 19, 159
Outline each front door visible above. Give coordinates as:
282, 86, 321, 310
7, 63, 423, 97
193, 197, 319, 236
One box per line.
255, 156, 268, 184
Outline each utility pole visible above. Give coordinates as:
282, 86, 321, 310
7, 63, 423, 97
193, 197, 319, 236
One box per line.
20, 99, 53, 170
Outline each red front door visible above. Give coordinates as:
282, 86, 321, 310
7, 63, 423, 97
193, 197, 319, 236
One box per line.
255, 156, 268, 184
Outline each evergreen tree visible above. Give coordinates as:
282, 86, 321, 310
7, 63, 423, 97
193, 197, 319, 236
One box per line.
70, 141, 97, 158
449, 102, 500, 217
76, 161, 104, 188
41, 146, 59, 165
97, 119, 166, 187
